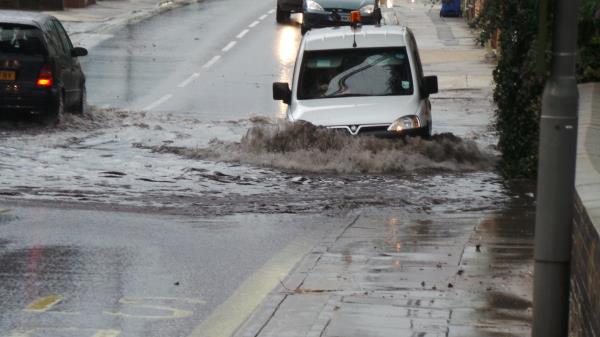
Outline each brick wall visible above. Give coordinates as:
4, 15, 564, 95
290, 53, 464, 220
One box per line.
570, 83, 600, 337
570, 195, 600, 337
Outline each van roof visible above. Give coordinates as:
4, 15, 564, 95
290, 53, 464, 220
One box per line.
303, 25, 409, 51
0, 10, 52, 29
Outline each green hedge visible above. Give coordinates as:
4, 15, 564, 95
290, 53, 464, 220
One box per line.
471, 0, 599, 178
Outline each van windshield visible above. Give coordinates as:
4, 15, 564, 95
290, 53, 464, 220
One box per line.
0, 24, 46, 56
298, 47, 413, 100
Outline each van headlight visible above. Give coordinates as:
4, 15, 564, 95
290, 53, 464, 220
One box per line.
387, 115, 421, 132
305, 0, 325, 12
360, 4, 375, 14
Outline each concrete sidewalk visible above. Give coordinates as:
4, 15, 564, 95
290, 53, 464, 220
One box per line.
44, 0, 200, 46
232, 2, 534, 337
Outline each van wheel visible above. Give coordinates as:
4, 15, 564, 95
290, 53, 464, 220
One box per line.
276, 6, 290, 23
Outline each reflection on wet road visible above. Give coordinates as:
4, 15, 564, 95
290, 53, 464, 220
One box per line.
0, 208, 342, 337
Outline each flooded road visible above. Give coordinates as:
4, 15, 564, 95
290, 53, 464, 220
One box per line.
1, 0, 501, 217
0, 88, 501, 216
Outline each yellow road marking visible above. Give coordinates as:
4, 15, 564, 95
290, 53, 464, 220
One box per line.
104, 298, 194, 320
122, 296, 205, 305
187, 236, 316, 337
24, 295, 63, 312
0, 209, 10, 214
9, 328, 121, 337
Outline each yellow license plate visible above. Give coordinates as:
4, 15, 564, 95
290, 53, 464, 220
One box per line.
0, 70, 16, 81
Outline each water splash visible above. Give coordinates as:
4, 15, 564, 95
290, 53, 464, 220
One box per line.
142, 121, 497, 174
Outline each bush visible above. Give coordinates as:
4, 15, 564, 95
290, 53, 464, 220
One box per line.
471, 0, 599, 178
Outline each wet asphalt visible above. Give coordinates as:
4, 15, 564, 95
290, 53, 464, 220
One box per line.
0, 0, 536, 336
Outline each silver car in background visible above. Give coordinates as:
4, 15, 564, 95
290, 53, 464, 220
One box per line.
276, 0, 303, 23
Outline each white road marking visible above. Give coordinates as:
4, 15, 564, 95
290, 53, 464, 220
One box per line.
92, 330, 121, 337
222, 41, 237, 53
248, 21, 260, 28
259, 14, 268, 20
268, 9, 275, 14
143, 94, 173, 111
237, 29, 249, 39
202, 55, 221, 69
177, 73, 200, 88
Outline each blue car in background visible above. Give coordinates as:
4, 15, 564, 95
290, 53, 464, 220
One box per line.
440, 0, 461, 17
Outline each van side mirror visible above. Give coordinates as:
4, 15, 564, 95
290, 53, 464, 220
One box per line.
273, 82, 291, 104
71, 47, 88, 57
424, 76, 438, 96
373, 7, 382, 24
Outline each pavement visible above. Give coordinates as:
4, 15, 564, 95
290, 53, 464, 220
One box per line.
44, 0, 202, 47
38, 1, 535, 336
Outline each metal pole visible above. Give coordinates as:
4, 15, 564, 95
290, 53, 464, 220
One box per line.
532, 0, 580, 336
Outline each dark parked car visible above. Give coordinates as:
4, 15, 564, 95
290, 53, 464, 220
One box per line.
301, 0, 382, 34
276, 0, 303, 23
0, 11, 87, 121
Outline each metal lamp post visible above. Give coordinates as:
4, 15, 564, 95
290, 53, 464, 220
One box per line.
532, 0, 580, 336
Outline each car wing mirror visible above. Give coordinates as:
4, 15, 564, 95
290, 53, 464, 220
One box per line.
273, 82, 292, 104
423, 76, 438, 96
71, 47, 88, 57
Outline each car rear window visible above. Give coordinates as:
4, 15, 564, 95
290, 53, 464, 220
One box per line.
298, 47, 413, 100
0, 24, 46, 56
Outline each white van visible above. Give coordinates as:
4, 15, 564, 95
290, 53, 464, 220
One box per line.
273, 25, 438, 138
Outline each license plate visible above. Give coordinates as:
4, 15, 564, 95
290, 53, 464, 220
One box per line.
0, 70, 16, 81
340, 15, 350, 22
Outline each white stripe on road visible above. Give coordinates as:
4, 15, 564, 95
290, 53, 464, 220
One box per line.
222, 41, 237, 53
259, 14, 268, 20
177, 73, 200, 88
248, 21, 260, 28
268, 9, 275, 14
202, 55, 221, 69
236, 29, 249, 39
143, 94, 173, 111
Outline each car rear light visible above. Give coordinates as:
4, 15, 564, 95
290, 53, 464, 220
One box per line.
36, 64, 53, 88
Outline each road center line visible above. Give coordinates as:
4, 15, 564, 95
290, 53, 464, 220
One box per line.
236, 29, 249, 39
248, 20, 260, 28
92, 330, 121, 337
259, 14, 268, 20
25, 295, 63, 312
202, 55, 221, 69
222, 41, 237, 53
143, 94, 173, 111
177, 73, 200, 88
